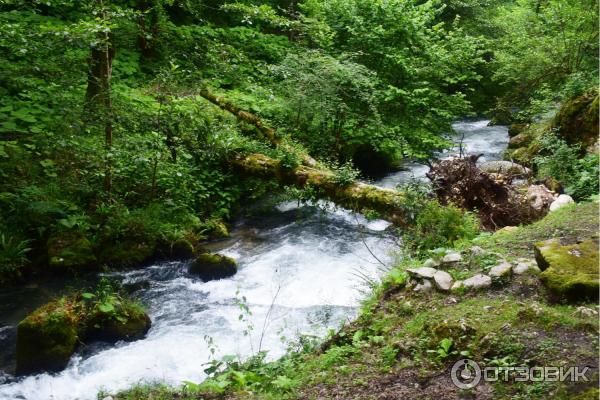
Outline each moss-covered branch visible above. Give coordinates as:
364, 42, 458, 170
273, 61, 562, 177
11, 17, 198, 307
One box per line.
230, 153, 409, 226
199, 89, 281, 145
199, 88, 316, 166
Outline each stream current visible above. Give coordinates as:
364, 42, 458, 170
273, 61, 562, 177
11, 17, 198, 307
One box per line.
0, 120, 508, 400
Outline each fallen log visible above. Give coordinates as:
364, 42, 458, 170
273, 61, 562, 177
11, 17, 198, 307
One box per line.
199, 89, 316, 166
199, 89, 281, 145
231, 153, 409, 226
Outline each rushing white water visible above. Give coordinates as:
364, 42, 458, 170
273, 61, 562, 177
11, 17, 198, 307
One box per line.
0, 205, 395, 400
375, 120, 509, 189
0, 119, 507, 400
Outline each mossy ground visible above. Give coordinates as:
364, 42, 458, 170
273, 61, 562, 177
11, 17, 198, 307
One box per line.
114, 202, 599, 400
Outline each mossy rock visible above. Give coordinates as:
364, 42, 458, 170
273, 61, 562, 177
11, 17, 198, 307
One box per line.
508, 123, 529, 137
85, 304, 151, 342
535, 238, 599, 301
552, 89, 599, 149
189, 253, 237, 281
155, 238, 195, 260
47, 230, 97, 270
508, 133, 532, 149
16, 300, 79, 374
99, 240, 155, 268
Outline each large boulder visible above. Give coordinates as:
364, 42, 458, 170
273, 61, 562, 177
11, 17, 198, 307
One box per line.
16, 300, 79, 374
47, 230, 97, 270
99, 240, 155, 268
85, 305, 151, 342
508, 133, 532, 149
16, 293, 151, 375
508, 123, 529, 138
189, 253, 237, 281
534, 238, 599, 301
552, 89, 599, 149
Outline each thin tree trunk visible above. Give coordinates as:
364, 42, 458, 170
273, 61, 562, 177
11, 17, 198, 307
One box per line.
85, 0, 115, 194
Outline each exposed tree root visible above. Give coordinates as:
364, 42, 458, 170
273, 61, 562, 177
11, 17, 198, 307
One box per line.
426, 155, 551, 228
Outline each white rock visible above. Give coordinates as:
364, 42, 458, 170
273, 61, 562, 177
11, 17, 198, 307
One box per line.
489, 261, 512, 278
413, 279, 433, 293
470, 246, 486, 256
102, 397, 114, 400
406, 267, 438, 279
442, 252, 462, 265
513, 261, 540, 275
549, 194, 575, 212
452, 274, 492, 290
422, 258, 440, 268
433, 270, 453, 291
575, 306, 599, 317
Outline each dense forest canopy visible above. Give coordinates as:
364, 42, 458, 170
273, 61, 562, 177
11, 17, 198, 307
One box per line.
0, 0, 598, 284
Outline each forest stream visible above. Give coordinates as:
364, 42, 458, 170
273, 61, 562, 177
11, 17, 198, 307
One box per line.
0, 120, 508, 400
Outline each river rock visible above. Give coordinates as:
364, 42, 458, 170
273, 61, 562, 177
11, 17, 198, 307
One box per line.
527, 185, 556, 212
433, 270, 453, 291
480, 160, 531, 177
513, 260, 540, 275
452, 274, 492, 291
422, 258, 440, 268
549, 194, 574, 212
534, 238, 599, 301
189, 253, 238, 281
441, 252, 462, 265
489, 261, 512, 278
413, 279, 433, 293
16, 302, 79, 374
406, 267, 437, 279
47, 230, 97, 270
508, 133, 531, 149
470, 246, 486, 256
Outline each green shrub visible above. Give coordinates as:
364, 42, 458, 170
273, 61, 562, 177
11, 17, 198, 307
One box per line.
534, 132, 599, 200
406, 200, 480, 253
0, 234, 30, 285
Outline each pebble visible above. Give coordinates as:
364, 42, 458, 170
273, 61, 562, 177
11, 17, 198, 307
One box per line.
513, 261, 540, 275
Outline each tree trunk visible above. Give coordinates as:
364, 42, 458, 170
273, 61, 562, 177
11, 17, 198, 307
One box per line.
86, 1, 115, 194
137, 0, 160, 60
230, 153, 409, 226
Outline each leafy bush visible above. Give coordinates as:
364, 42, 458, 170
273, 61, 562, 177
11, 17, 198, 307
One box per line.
405, 199, 480, 254
534, 132, 599, 200
0, 234, 31, 285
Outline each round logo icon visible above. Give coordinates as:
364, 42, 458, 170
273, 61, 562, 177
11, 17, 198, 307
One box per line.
451, 359, 482, 389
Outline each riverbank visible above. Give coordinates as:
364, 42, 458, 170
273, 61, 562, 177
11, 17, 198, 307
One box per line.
114, 200, 599, 400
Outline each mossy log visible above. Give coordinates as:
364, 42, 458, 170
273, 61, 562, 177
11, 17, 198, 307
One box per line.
199, 89, 316, 166
199, 89, 281, 145
230, 153, 409, 226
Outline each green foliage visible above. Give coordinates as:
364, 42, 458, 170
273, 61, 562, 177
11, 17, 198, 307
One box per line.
533, 132, 599, 200
330, 162, 360, 186
0, 234, 31, 285
406, 199, 480, 254
490, 0, 599, 119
